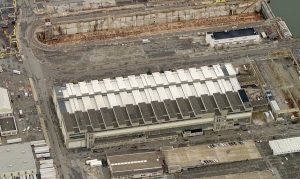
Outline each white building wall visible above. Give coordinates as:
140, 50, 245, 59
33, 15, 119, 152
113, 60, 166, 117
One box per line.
206, 33, 261, 47
0, 169, 36, 179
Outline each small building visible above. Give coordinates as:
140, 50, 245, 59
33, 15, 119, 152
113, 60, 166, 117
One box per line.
107, 152, 163, 179
0, 143, 37, 178
206, 28, 261, 48
251, 99, 269, 112
269, 100, 280, 118
269, 137, 300, 155
0, 87, 17, 136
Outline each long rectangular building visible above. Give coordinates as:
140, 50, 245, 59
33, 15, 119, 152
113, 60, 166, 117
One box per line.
0, 87, 17, 136
206, 28, 261, 48
52, 63, 253, 149
107, 152, 163, 178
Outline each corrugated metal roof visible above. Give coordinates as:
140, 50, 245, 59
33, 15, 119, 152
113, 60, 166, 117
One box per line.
269, 137, 300, 155
0, 87, 12, 114
270, 100, 280, 112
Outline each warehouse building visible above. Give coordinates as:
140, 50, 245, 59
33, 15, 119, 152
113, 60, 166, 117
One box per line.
269, 137, 300, 155
0, 143, 37, 178
107, 152, 163, 178
0, 87, 17, 136
206, 28, 261, 48
52, 63, 253, 149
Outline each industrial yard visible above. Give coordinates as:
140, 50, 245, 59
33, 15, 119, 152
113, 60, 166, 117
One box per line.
0, 0, 300, 178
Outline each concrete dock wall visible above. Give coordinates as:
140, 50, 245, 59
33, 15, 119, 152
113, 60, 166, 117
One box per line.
50, 1, 261, 36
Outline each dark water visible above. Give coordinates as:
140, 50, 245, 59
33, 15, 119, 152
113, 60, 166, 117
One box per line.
270, 0, 300, 37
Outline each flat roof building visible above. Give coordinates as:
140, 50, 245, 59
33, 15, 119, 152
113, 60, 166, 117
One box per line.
162, 140, 261, 173
0, 87, 17, 136
107, 152, 163, 178
0, 142, 37, 179
52, 63, 253, 149
206, 28, 261, 48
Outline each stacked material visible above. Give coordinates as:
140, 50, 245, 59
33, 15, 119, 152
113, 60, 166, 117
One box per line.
40, 159, 56, 179
30, 140, 57, 179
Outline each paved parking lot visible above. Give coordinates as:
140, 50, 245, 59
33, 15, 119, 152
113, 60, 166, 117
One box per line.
180, 158, 268, 178
200, 170, 275, 179
268, 153, 300, 179
163, 140, 261, 170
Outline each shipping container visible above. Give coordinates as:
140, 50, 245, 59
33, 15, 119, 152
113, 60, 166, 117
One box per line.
40, 163, 54, 169
261, 32, 267, 38
41, 174, 56, 179
36, 153, 51, 158
40, 170, 55, 175
40, 167, 55, 171
19, 109, 24, 117
7, 138, 22, 144
40, 171, 56, 175
86, 159, 98, 165
40, 159, 54, 165
90, 160, 102, 167
30, 140, 46, 145
40, 173, 56, 177
34, 143, 47, 147
35, 146, 49, 150
34, 146, 50, 154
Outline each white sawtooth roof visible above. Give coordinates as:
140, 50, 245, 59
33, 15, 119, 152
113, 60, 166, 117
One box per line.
57, 64, 243, 113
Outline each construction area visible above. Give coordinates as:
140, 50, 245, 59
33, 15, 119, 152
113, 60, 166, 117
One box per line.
35, 0, 263, 45
0, 0, 18, 59
1, 0, 298, 178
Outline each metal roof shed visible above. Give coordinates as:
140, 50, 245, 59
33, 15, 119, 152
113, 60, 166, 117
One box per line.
270, 100, 280, 114
0, 87, 13, 115
269, 137, 300, 155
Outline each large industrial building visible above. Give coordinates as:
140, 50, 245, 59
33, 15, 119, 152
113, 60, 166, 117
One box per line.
0, 87, 17, 136
52, 63, 253, 149
206, 28, 261, 48
0, 142, 37, 178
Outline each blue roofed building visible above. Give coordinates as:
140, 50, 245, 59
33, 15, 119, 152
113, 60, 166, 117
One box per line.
206, 28, 261, 48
